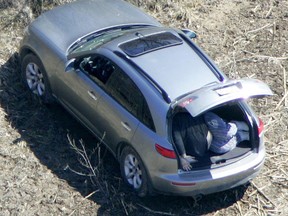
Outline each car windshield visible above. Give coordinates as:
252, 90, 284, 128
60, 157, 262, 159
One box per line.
69, 26, 149, 55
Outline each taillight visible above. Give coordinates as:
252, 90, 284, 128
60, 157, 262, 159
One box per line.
155, 144, 176, 159
258, 118, 264, 135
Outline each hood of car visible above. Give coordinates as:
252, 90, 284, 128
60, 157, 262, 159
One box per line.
30, 0, 161, 54
171, 78, 273, 116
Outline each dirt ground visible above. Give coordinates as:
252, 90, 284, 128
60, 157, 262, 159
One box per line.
0, 0, 287, 215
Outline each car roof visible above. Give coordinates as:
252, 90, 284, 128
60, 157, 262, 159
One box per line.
30, 0, 161, 54
103, 28, 221, 101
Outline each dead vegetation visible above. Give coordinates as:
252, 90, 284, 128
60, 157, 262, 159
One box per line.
0, 0, 287, 215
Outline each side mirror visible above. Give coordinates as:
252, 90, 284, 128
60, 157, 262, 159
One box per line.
181, 29, 197, 39
65, 58, 75, 73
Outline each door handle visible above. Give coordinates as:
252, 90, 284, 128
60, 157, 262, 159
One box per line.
87, 91, 97, 100
121, 121, 131, 132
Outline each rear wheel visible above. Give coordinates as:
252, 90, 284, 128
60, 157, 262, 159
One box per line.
120, 146, 149, 197
21, 54, 54, 103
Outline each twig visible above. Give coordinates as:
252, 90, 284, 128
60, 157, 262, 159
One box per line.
274, 91, 288, 110
79, 139, 97, 177
270, 22, 276, 46
265, 6, 273, 18
121, 199, 129, 216
64, 164, 94, 177
257, 194, 261, 215
246, 23, 273, 35
242, 50, 288, 60
84, 190, 99, 199
280, 64, 287, 106
252, 4, 260, 13
280, 168, 288, 178
68, 210, 76, 216
236, 201, 243, 216
251, 182, 277, 207
137, 204, 175, 216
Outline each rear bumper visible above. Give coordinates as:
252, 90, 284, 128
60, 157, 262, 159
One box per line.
151, 147, 265, 196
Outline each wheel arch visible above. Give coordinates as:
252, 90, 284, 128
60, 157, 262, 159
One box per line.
116, 141, 131, 161
19, 46, 41, 65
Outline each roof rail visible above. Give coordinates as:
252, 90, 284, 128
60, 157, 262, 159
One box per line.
114, 51, 171, 103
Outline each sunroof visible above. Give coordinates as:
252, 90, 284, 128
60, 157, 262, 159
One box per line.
119, 32, 183, 57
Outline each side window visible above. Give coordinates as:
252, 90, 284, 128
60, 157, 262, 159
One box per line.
107, 70, 141, 117
106, 69, 155, 131
79, 55, 115, 86
142, 100, 155, 131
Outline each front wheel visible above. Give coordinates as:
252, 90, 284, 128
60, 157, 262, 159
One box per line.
21, 54, 54, 103
120, 146, 149, 197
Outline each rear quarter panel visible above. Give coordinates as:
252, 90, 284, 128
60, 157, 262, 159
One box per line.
131, 124, 178, 187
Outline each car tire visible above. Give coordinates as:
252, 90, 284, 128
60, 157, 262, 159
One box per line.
21, 54, 54, 103
120, 146, 149, 197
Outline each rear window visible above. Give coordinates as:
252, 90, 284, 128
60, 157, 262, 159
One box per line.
119, 32, 183, 57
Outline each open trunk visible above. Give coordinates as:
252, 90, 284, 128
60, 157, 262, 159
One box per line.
168, 78, 272, 171
170, 101, 260, 171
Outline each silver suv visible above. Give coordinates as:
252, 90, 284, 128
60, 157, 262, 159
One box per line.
19, 0, 272, 196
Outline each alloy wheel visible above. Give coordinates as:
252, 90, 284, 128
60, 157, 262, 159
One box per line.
25, 62, 45, 96
124, 153, 142, 189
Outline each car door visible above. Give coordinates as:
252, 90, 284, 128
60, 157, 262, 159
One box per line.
94, 60, 149, 153
171, 78, 273, 116
67, 54, 146, 153
54, 55, 111, 137
60, 53, 146, 154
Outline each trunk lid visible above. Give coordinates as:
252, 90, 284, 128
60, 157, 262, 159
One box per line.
171, 78, 272, 116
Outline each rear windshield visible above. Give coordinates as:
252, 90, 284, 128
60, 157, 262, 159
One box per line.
119, 32, 183, 57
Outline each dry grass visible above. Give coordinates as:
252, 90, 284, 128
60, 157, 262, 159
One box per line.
0, 0, 287, 215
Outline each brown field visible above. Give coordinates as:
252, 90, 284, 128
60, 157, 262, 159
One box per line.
0, 0, 287, 215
